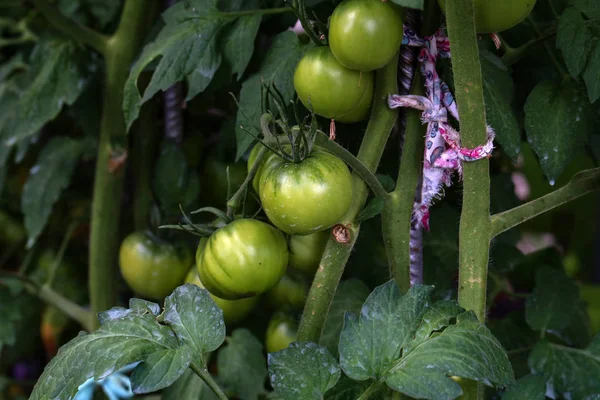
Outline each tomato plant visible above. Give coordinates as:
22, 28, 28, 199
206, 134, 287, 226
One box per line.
119, 232, 192, 300
1, 0, 599, 399
294, 46, 374, 122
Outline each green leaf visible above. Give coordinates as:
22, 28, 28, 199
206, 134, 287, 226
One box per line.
339, 283, 434, 380
268, 342, 341, 400
0, 284, 24, 352
385, 313, 515, 399
403, 300, 463, 353
2, 38, 89, 146
480, 50, 521, 161
130, 347, 193, 393
162, 369, 219, 400
323, 375, 373, 400
163, 284, 225, 362
557, 7, 593, 77
235, 32, 310, 160
217, 329, 267, 400
320, 279, 370, 357
501, 374, 546, 400
356, 196, 385, 223
524, 80, 594, 183
583, 41, 600, 103
525, 266, 580, 333
221, 0, 261, 79
528, 335, 600, 399
376, 174, 396, 192
389, 0, 423, 10
21, 137, 84, 247
153, 140, 191, 213
59, 0, 122, 28
573, 0, 600, 21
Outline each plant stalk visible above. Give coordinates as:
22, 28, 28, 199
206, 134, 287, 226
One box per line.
297, 55, 399, 343
89, 1, 153, 328
491, 168, 600, 237
32, 0, 108, 54
189, 362, 228, 400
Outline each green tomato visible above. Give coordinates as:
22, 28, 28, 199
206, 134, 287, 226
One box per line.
580, 284, 600, 335
266, 312, 298, 354
185, 266, 258, 325
438, 0, 537, 34
119, 232, 192, 299
329, 0, 404, 71
259, 149, 353, 235
248, 143, 285, 193
265, 274, 308, 311
288, 230, 330, 274
293, 46, 374, 123
197, 218, 289, 299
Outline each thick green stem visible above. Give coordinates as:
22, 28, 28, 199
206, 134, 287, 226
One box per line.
189, 362, 228, 400
501, 30, 556, 66
297, 55, 399, 343
32, 0, 108, 54
491, 168, 600, 237
446, 2, 491, 398
382, 83, 424, 293
89, 1, 153, 329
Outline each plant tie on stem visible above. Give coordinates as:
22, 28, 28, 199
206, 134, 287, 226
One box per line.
389, 27, 495, 231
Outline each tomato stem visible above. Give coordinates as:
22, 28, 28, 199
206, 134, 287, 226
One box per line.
226, 146, 268, 219
189, 362, 228, 400
500, 29, 557, 67
31, 0, 108, 54
297, 51, 399, 343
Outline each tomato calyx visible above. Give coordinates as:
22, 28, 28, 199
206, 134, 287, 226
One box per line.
285, 0, 328, 47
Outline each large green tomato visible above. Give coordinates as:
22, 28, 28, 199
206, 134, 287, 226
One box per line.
247, 143, 285, 193
294, 46, 374, 123
288, 230, 330, 274
259, 149, 353, 235
197, 218, 289, 299
265, 312, 298, 353
265, 274, 308, 311
119, 232, 192, 299
329, 0, 404, 71
438, 0, 537, 34
185, 266, 258, 325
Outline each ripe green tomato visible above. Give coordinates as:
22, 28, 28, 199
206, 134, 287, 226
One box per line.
185, 266, 258, 325
294, 46, 374, 123
266, 312, 298, 353
438, 0, 537, 34
197, 218, 289, 300
288, 230, 330, 274
259, 150, 353, 235
119, 232, 192, 300
329, 0, 404, 71
248, 143, 285, 193
265, 274, 308, 310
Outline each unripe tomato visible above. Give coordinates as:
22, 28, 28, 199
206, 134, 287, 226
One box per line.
119, 232, 192, 299
266, 312, 298, 353
293, 46, 374, 123
329, 0, 404, 71
580, 284, 600, 335
288, 230, 330, 274
247, 143, 285, 193
185, 267, 258, 325
259, 149, 353, 235
265, 274, 308, 310
197, 219, 289, 300
438, 0, 537, 34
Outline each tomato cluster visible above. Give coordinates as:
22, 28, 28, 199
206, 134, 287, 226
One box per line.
294, 0, 404, 123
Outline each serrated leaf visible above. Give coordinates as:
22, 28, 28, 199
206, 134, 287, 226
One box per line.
403, 300, 463, 353
529, 335, 600, 399
162, 369, 219, 400
525, 266, 580, 333
385, 313, 515, 399
557, 7, 592, 78
235, 32, 309, 160
21, 137, 84, 247
2, 38, 89, 146
130, 347, 192, 393
268, 342, 341, 400
217, 329, 267, 400
30, 313, 181, 399
389, 0, 423, 9
221, 10, 260, 78
502, 374, 546, 400
163, 284, 226, 362
583, 41, 600, 103
480, 50, 521, 161
356, 196, 385, 223
524, 80, 593, 183
339, 283, 434, 380
320, 279, 370, 357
